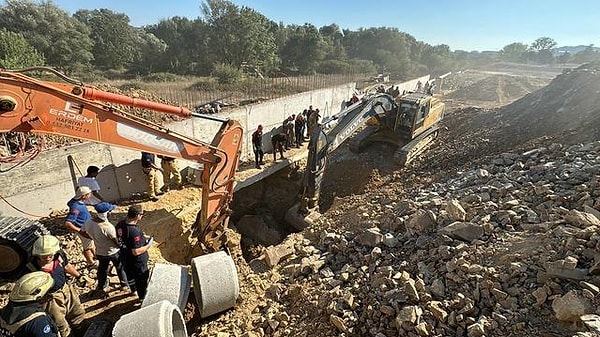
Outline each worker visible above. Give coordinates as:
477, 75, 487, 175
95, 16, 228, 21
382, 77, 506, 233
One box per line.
158, 155, 182, 192
77, 165, 104, 205
294, 113, 305, 147
0, 272, 59, 337
282, 115, 295, 150
307, 108, 320, 141
270, 133, 287, 162
84, 202, 129, 295
116, 205, 153, 302
251, 125, 265, 169
141, 152, 162, 202
25, 235, 86, 337
64, 186, 96, 267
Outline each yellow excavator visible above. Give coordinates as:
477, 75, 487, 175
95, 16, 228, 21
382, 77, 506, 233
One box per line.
286, 92, 445, 229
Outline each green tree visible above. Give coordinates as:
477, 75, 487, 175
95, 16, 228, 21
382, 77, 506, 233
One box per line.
147, 17, 213, 75
0, 0, 93, 70
74, 9, 138, 69
529, 37, 557, 64
129, 28, 167, 74
201, 0, 279, 75
499, 42, 528, 62
280, 24, 325, 74
0, 28, 44, 68
319, 23, 346, 61
343, 28, 414, 75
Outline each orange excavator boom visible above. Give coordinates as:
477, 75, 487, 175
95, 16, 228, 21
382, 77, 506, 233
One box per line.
0, 67, 243, 251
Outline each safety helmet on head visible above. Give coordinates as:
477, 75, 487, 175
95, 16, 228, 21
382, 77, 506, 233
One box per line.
32, 235, 60, 256
9, 271, 55, 302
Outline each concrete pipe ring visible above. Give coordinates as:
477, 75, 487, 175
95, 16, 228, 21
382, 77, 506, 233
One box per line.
112, 300, 187, 337
191, 251, 240, 318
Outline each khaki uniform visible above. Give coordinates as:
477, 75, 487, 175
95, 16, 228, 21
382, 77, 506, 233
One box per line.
43, 283, 84, 337
143, 167, 160, 198
160, 158, 182, 190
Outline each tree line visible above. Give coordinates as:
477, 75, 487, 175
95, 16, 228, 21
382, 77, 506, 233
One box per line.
1, 0, 598, 82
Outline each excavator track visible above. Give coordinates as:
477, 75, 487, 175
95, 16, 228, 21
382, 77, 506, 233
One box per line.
0, 216, 49, 280
395, 125, 439, 165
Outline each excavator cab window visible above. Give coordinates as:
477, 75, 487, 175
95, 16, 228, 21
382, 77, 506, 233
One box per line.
399, 103, 415, 128
415, 101, 430, 128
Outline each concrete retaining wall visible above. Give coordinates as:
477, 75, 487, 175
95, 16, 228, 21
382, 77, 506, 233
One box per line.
0, 83, 355, 218
0, 75, 430, 218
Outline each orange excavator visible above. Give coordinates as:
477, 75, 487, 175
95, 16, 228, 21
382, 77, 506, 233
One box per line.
0, 67, 243, 278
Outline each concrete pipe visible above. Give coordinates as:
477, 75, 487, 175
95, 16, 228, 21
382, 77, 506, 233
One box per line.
142, 263, 191, 311
191, 251, 239, 318
112, 300, 187, 337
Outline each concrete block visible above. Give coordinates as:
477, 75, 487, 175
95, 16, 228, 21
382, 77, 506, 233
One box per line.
142, 263, 191, 312
112, 300, 187, 337
191, 251, 239, 318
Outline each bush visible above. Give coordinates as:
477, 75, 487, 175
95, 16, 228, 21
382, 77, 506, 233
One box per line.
189, 78, 218, 90
142, 72, 185, 82
212, 63, 244, 84
317, 60, 351, 74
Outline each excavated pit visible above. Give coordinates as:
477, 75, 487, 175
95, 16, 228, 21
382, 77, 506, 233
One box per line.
230, 142, 404, 262
230, 166, 302, 261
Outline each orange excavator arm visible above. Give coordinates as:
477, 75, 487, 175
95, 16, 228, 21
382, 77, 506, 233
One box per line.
0, 68, 243, 251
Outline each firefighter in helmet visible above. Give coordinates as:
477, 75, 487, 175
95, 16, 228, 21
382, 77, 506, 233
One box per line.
0, 271, 59, 336
25, 235, 86, 337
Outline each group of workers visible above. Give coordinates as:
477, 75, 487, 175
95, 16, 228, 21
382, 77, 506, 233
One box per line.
140, 153, 183, 202
251, 106, 322, 168
0, 164, 158, 337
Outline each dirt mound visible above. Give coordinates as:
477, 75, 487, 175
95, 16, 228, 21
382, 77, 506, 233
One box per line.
446, 74, 549, 104
424, 63, 600, 172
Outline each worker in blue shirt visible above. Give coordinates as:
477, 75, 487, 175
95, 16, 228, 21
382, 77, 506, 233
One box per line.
64, 186, 95, 267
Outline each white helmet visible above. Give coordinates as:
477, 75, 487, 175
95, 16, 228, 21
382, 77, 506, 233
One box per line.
32, 235, 60, 256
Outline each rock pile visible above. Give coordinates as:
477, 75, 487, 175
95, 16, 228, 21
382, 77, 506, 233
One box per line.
234, 141, 600, 337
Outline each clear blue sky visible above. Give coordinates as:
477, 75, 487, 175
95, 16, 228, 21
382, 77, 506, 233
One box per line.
37, 0, 600, 51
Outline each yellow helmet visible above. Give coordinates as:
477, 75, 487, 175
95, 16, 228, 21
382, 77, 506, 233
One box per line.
31, 235, 60, 256
9, 271, 54, 302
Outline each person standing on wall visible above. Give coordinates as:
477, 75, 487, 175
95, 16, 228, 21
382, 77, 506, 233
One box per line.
64, 186, 96, 267
252, 125, 265, 169
294, 113, 305, 147
157, 155, 182, 192
141, 152, 162, 202
77, 165, 104, 205
116, 205, 153, 302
